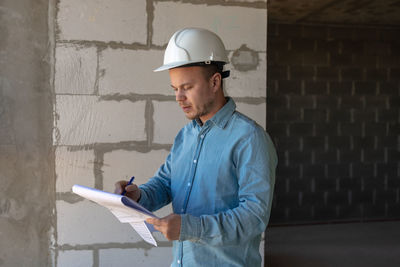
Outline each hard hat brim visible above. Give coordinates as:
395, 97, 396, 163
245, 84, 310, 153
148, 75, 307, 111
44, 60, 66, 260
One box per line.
154, 60, 203, 72
153, 62, 185, 72
154, 60, 229, 72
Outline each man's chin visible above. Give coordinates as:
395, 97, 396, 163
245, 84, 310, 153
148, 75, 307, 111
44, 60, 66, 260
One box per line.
183, 111, 199, 120
185, 114, 196, 120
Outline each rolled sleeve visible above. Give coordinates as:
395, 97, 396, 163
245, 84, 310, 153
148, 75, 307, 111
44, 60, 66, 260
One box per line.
179, 214, 201, 242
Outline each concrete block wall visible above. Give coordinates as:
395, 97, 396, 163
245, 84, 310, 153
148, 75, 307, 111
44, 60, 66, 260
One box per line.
53, 0, 267, 266
267, 23, 400, 224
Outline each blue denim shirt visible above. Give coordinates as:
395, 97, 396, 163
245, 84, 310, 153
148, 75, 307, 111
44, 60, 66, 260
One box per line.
139, 98, 277, 266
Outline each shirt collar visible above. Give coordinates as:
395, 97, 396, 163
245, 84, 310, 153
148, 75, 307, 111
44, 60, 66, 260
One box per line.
192, 97, 236, 129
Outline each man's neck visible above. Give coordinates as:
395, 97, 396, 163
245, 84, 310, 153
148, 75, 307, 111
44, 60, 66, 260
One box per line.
199, 95, 227, 124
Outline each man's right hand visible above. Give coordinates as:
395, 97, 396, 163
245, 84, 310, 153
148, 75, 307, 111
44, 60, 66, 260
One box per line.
114, 180, 141, 202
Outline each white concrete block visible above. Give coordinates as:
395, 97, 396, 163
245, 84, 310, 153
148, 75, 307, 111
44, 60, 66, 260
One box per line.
57, 250, 93, 267
236, 101, 266, 129
99, 247, 172, 267
55, 96, 146, 145
57, 199, 142, 245
102, 149, 170, 192
55, 147, 95, 192
225, 52, 266, 98
153, 2, 266, 51
57, 0, 147, 43
55, 44, 97, 94
152, 101, 187, 144
99, 49, 171, 95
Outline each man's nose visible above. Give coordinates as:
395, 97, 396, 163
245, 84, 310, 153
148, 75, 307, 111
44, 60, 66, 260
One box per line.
175, 89, 186, 102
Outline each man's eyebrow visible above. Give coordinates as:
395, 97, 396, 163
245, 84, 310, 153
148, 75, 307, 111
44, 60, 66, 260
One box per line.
170, 82, 192, 89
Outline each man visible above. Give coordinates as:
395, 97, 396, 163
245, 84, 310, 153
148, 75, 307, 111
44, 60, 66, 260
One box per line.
115, 28, 277, 266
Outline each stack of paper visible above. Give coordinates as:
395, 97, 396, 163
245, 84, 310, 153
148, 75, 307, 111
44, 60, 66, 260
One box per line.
72, 184, 158, 246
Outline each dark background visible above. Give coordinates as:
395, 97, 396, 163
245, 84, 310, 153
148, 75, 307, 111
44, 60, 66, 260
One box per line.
267, 1, 400, 224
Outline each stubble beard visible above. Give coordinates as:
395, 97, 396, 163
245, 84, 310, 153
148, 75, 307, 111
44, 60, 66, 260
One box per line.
185, 98, 215, 121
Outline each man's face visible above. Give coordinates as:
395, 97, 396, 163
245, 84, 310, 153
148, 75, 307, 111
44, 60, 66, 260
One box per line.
169, 66, 216, 122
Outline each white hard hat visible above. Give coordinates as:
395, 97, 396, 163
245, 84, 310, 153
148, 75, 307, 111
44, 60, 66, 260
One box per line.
154, 28, 230, 78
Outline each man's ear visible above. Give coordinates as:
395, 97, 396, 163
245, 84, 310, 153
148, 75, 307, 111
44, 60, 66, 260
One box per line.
210, 72, 222, 92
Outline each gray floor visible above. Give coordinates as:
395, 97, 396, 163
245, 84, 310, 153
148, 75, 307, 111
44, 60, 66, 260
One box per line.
265, 221, 400, 267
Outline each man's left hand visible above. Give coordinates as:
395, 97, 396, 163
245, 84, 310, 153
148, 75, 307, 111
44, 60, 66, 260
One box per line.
147, 213, 181, 241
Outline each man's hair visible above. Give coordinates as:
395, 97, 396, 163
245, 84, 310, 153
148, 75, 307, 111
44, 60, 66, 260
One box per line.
201, 64, 224, 89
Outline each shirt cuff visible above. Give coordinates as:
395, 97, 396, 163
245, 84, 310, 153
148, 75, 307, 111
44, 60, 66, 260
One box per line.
179, 213, 201, 242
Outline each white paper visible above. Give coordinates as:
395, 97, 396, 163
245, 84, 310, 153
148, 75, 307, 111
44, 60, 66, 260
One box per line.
72, 184, 158, 246
130, 222, 157, 246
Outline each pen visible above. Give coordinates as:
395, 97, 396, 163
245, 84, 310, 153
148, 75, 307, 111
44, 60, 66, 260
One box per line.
121, 176, 135, 196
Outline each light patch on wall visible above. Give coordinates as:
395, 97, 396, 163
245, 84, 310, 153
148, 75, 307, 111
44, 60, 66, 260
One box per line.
0, 198, 27, 220
231, 44, 259, 71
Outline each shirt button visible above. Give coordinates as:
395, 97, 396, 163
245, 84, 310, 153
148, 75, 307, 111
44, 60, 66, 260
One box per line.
187, 182, 191, 186
177, 260, 181, 264
193, 159, 197, 164
200, 134, 204, 139
181, 208, 184, 212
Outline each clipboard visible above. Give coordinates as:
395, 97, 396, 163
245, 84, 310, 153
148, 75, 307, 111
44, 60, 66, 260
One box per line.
72, 184, 158, 246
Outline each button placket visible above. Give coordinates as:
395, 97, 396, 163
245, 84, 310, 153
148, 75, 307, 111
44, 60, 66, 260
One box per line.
179, 126, 211, 265
181, 128, 207, 214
